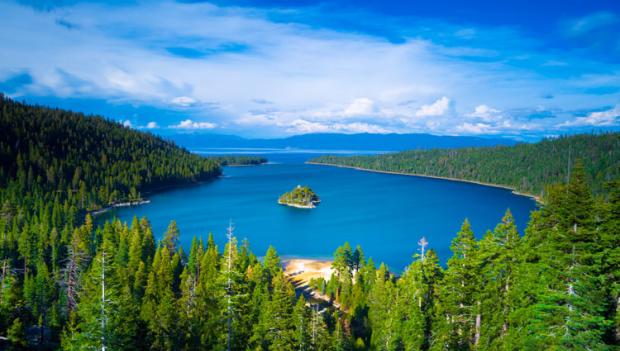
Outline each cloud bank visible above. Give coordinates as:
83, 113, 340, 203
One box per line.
0, 1, 618, 137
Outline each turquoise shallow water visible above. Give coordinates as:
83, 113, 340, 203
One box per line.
100, 152, 537, 271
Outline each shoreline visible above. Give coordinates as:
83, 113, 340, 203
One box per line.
307, 161, 542, 203
92, 162, 269, 218
278, 200, 317, 209
90, 199, 151, 217
283, 258, 333, 281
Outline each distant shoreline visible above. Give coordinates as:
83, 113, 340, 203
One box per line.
90, 199, 151, 217
92, 164, 259, 217
307, 161, 542, 203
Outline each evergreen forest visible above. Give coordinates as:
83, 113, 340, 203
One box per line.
0, 97, 618, 350
311, 133, 620, 198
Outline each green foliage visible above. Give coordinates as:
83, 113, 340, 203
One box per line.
317, 169, 619, 351
214, 155, 268, 166
279, 185, 321, 207
311, 132, 620, 197
0, 95, 223, 213
0, 96, 617, 349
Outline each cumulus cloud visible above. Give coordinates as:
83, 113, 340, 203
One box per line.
343, 98, 376, 117
558, 105, 620, 127
146, 121, 159, 129
0, 1, 618, 137
466, 104, 501, 122
122, 120, 132, 127
415, 97, 450, 117
456, 122, 492, 134
171, 96, 197, 107
455, 104, 543, 135
288, 119, 390, 134
171, 119, 217, 130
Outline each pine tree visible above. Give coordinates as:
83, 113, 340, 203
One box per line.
197, 233, 221, 348
6, 317, 26, 349
162, 220, 180, 255
399, 246, 442, 351
509, 161, 610, 349
475, 210, 521, 350
220, 223, 251, 350
293, 296, 311, 351
431, 219, 480, 351
331, 310, 350, 351
264, 272, 296, 350
368, 263, 399, 350
598, 179, 620, 344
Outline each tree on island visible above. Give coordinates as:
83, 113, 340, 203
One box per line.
278, 185, 321, 208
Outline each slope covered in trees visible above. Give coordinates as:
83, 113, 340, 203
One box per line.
1, 156, 617, 349
311, 132, 620, 197
310, 163, 619, 350
0, 96, 265, 212
0, 96, 617, 349
0, 94, 224, 212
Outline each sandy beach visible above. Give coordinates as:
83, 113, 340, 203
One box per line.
283, 258, 333, 286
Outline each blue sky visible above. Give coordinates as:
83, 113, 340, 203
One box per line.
1, 0, 619, 139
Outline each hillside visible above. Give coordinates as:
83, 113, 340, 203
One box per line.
310, 133, 620, 197
169, 132, 516, 151
0, 97, 617, 350
0, 95, 227, 212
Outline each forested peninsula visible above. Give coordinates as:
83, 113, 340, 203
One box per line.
310, 132, 619, 198
0, 97, 618, 350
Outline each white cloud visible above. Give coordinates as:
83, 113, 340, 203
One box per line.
466, 104, 501, 122
171, 119, 217, 130
171, 96, 197, 107
145, 121, 159, 129
343, 98, 376, 117
559, 105, 620, 127
415, 97, 450, 117
288, 119, 390, 134
122, 120, 132, 127
0, 1, 618, 137
456, 122, 492, 134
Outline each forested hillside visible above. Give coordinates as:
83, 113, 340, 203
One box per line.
0, 94, 223, 212
311, 164, 619, 350
0, 97, 617, 350
311, 133, 620, 197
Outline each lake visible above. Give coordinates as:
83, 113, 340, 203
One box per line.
99, 150, 537, 271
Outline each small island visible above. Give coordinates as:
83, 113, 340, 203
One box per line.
278, 185, 321, 209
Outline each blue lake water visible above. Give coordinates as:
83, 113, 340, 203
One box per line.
100, 151, 537, 271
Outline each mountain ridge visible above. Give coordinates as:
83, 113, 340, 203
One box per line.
167, 132, 517, 151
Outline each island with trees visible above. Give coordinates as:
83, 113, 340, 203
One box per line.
278, 185, 321, 208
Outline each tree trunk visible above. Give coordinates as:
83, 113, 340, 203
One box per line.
474, 301, 481, 347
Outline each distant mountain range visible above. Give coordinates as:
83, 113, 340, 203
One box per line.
167, 133, 517, 151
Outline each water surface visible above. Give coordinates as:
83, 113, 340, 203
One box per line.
101, 151, 537, 271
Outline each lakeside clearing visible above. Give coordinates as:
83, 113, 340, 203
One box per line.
283, 258, 333, 285
307, 161, 542, 203
283, 258, 339, 308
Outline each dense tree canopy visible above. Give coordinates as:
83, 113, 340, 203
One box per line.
311, 132, 620, 197
314, 166, 618, 350
0, 97, 617, 349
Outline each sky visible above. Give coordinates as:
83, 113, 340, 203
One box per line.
1, 0, 619, 139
